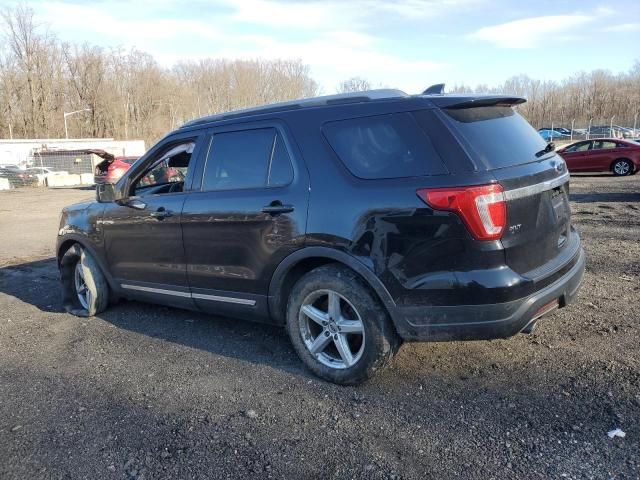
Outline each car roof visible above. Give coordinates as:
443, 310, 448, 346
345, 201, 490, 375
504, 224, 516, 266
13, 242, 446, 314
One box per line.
181, 89, 408, 128
563, 138, 633, 146
179, 89, 526, 129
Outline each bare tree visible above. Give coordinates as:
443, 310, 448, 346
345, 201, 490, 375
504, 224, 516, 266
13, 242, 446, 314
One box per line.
1, 4, 64, 138
0, 4, 638, 146
336, 77, 371, 93
450, 66, 640, 129
0, 6, 320, 145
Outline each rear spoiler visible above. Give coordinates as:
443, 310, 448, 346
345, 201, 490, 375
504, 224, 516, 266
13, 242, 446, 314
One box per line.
423, 94, 526, 109
446, 96, 526, 109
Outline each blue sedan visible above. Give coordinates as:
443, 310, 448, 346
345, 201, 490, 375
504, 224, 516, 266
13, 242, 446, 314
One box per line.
538, 129, 570, 141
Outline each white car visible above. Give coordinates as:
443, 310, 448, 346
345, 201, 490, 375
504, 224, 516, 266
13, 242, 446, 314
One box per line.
26, 167, 69, 185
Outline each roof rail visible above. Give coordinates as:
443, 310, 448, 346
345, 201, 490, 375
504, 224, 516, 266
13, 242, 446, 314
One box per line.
181, 89, 408, 128
422, 83, 445, 95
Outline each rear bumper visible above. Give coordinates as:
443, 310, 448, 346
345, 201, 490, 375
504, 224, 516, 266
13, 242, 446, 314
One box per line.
390, 247, 585, 342
94, 175, 112, 185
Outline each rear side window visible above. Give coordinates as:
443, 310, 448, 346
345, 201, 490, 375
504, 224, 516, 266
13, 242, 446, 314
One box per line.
442, 106, 548, 169
268, 133, 294, 187
593, 140, 617, 150
202, 128, 293, 191
323, 113, 447, 179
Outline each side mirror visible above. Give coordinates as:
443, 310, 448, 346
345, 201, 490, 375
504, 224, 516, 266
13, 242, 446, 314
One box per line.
96, 183, 118, 203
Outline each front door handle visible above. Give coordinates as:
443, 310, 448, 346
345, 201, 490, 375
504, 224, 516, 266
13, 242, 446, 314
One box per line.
150, 207, 173, 219
123, 198, 146, 210
262, 203, 294, 215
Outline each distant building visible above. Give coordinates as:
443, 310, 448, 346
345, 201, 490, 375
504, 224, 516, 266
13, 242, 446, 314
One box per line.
0, 138, 145, 168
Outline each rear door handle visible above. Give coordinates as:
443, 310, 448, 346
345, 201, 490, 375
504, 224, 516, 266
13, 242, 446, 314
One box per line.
262, 203, 294, 215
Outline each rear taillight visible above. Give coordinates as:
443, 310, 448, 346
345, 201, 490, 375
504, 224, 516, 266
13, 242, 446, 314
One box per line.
416, 184, 507, 241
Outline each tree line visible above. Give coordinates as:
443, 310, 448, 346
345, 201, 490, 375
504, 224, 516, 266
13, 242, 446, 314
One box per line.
0, 5, 318, 145
1, 5, 639, 148
337, 67, 640, 131
450, 65, 640, 130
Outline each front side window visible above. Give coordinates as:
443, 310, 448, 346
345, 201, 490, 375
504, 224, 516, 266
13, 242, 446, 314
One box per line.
566, 141, 591, 152
202, 128, 293, 191
323, 113, 447, 179
133, 141, 195, 196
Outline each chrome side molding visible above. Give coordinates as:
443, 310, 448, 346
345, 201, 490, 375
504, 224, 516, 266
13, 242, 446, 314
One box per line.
121, 284, 256, 306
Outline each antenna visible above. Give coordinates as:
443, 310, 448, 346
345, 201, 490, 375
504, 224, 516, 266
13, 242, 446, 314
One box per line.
422, 83, 445, 95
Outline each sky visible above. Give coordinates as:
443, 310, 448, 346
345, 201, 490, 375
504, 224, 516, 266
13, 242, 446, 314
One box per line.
10, 0, 640, 94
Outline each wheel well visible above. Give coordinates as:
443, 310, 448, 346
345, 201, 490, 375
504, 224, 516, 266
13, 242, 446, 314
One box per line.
610, 158, 633, 171
57, 239, 119, 302
273, 256, 388, 324
273, 257, 333, 322
57, 239, 78, 265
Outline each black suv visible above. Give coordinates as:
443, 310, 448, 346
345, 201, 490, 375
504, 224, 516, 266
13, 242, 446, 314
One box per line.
57, 87, 585, 385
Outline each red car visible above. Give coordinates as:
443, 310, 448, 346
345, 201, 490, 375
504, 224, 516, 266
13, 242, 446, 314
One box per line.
557, 138, 640, 176
91, 150, 139, 184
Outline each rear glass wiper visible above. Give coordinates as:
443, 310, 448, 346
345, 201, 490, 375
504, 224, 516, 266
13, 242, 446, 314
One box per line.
535, 142, 555, 158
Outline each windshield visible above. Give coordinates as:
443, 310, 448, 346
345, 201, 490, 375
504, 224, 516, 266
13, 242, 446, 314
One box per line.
442, 106, 549, 169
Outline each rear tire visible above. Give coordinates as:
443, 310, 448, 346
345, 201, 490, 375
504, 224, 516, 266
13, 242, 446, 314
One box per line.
612, 159, 633, 176
286, 264, 400, 385
60, 244, 109, 317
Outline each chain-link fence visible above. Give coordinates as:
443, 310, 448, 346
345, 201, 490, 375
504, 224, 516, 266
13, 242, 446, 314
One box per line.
0, 139, 145, 190
0, 151, 102, 190
537, 119, 639, 146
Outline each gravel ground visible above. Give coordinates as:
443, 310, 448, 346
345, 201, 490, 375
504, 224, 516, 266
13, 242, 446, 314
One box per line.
0, 176, 638, 480
0, 187, 94, 266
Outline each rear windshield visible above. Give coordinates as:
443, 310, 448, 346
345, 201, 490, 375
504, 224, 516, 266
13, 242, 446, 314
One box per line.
442, 106, 548, 169
322, 112, 448, 179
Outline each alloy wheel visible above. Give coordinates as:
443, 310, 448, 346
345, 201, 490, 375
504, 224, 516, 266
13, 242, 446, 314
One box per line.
298, 289, 365, 369
74, 261, 90, 310
614, 161, 630, 175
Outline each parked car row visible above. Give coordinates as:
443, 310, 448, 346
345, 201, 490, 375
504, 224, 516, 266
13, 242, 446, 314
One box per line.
27, 167, 70, 185
1, 149, 141, 189
0, 166, 39, 187
538, 128, 571, 141
0, 165, 75, 187
539, 126, 638, 141
0, 155, 140, 188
